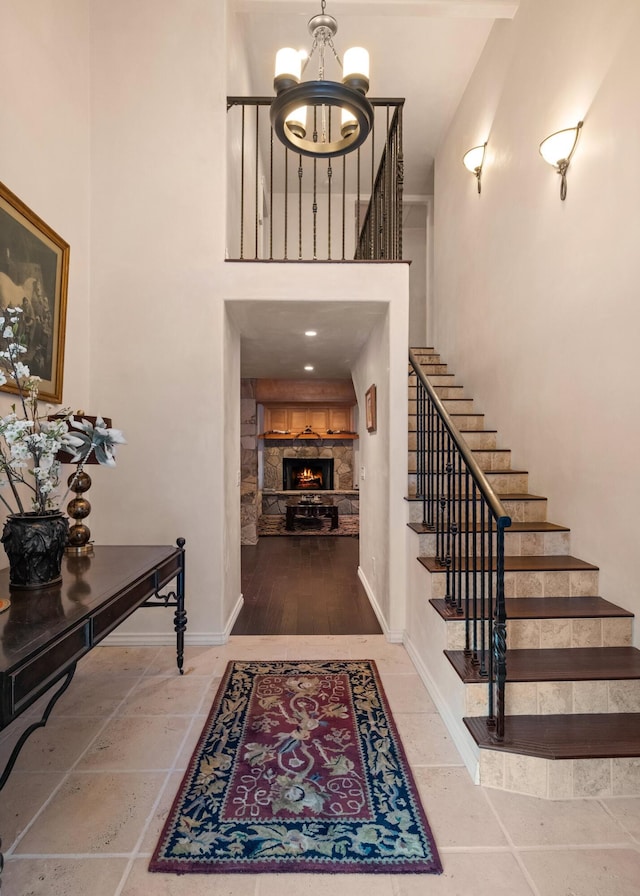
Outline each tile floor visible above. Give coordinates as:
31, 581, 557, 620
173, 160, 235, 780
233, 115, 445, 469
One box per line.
1, 635, 640, 895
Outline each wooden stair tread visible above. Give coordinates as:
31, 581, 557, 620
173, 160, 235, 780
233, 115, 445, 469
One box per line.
431, 596, 633, 621
419, 555, 598, 573
409, 521, 569, 534
464, 714, 640, 759
405, 492, 546, 503
446, 646, 640, 682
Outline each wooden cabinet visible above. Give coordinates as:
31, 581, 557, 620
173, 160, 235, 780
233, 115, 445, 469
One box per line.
262, 405, 355, 438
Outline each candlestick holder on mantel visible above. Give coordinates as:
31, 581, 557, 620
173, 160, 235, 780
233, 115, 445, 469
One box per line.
56, 412, 112, 555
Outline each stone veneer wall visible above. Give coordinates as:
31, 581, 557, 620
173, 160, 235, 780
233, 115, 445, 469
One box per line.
263, 440, 354, 491
240, 379, 259, 545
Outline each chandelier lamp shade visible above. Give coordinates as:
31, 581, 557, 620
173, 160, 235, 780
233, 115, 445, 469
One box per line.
539, 121, 583, 200
462, 143, 487, 194
270, 0, 374, 158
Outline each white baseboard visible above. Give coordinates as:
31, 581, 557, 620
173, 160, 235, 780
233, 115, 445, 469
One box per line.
357, 567, 404, 643
103, 595, 245, 648
224, 593, 244, 639
403, 632, 480, 783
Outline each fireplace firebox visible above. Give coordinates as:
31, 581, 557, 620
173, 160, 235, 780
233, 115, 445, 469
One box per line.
283, 458, 334, 491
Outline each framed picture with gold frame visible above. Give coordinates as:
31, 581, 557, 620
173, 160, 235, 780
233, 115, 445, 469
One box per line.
0, 181, 69, 403
365, 384, 377, 433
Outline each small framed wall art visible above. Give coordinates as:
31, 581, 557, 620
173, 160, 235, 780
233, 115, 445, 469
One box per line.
0, 181, 69, 403
365, 383, 377, 433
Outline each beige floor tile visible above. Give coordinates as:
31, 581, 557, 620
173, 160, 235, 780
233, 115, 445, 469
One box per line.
2, 857, 128, 896
123, 858, 257, 894
393, 713, 464, 766
413, 767, 508, 848
257, 872, 394, 896
139, 770, 186, 852
117, 675, 210, 717
145, 645, 228, 677
486, 789, 632, 846
4, 715, 106, 772
391, 852, 535, 895
174, 715, 209, 770
78, 645, 161, 676
379, 673, 437, 713
285, 636, 362, 660
349, 640, 417, 673
519, 848, 640, 896
0, 771, 63, 848
602, 796, 640, 840
56, 674, 139, 716
76, 715, 189, 771
16, 771, 166, 853
224, 636, 292, 661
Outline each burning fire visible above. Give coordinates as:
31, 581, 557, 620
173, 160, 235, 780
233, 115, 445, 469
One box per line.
296, 467, 323, 488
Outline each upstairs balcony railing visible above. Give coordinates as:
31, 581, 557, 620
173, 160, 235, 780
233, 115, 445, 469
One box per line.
409, 349, 512, 738
226, 97, 404, 262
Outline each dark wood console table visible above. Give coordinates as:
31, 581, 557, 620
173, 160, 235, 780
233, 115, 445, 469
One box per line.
0, 540, 186, 881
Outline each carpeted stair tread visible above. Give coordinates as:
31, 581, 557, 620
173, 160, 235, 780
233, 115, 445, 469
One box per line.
418, 554, 598, 573
446, 646, 640, 683
408, 520, 569, 534
464, 713, 640, 759
430, 596, 632, 621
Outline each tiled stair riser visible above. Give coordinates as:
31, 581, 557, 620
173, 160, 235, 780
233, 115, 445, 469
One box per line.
408, 450, 512, 472
409, 430, 498, 451
407, 470, 529, 496
464, 678, 640, 717
429, 569, 600, 600
416, 530, 571, 557
408, 384, 465, 400
443, 616, 633, 652
409, 413, 488, 432
408, 397, 476, 414
408, 497, 548, 524
479, 751, 640, 799
409, 363, 448, 375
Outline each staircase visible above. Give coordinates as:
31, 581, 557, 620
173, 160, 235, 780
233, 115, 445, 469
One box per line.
408, 347, 640, 799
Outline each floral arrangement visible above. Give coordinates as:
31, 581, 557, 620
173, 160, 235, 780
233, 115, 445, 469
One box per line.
0, 306, 125, 516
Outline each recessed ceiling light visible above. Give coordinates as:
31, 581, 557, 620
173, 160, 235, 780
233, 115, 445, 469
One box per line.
305, 330, 317, 337
304, 365, 314, 371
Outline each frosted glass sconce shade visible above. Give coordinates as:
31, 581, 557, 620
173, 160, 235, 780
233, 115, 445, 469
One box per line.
462, 143, 487, 194
539, 121, 583, 200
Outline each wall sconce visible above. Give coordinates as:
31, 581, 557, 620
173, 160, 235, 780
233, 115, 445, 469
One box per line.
539, 121, 583, 200
462, 143, 487, 194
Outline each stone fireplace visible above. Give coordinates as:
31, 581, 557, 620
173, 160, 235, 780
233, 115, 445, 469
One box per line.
263, 441, 353, 491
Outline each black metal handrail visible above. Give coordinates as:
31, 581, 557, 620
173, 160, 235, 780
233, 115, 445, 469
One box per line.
226, 97, 404, 262
409, 349, 511, 738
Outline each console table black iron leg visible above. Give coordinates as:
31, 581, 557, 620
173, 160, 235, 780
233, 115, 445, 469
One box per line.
174, 537, 187, 674
0, 662, 77, 889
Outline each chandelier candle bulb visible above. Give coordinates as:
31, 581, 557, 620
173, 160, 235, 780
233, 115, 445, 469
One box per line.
342, 47, 369, 92
274, 47, 302, 92
285, 105, 307, 139
341, 105, 358, 138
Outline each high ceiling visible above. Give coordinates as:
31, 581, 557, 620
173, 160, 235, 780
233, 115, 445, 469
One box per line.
229, 0, 519, 379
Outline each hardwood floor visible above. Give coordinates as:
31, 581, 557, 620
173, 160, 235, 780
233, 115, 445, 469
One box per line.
234, 536, 382, 635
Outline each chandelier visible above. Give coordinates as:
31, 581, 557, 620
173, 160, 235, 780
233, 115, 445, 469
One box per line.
270, 0, 374, 159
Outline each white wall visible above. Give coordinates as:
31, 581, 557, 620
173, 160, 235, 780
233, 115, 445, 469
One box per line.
87, 0, 230, 639
433, 0, 640, 639
0, 0, 91, 448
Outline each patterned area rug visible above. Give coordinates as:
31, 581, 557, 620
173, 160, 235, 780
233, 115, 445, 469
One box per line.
257, 514, 359, 537
150, 660, 442, 875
